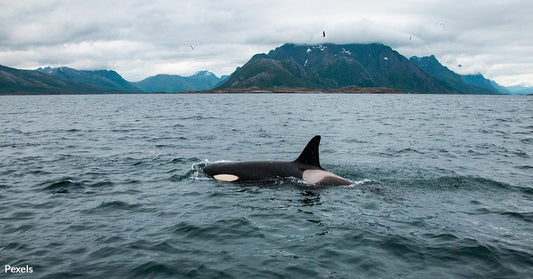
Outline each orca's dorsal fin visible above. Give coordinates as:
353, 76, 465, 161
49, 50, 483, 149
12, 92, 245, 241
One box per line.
294, 135, 323, 169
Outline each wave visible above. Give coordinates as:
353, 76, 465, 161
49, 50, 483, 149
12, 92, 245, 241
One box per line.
84, 201, 142, 214
335, 231, 533, 277
425, 175, 513, 190
171, 159, 209, 182
169, 157, 203, 164
515, 165, 533, 170
475, 208, 533, 223
128, 260, 234, 278
130, 261, 177, 277
168, 218, 264, 241
40, 177, 116, 193
373, 172, 523, 193
88, 181, 115, 188
40, 177, 84, 193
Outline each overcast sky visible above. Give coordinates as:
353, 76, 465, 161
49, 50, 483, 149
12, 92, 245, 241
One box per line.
1, 0, 532, 86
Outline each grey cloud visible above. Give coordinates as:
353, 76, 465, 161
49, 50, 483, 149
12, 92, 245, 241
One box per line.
0, 0, 532, 85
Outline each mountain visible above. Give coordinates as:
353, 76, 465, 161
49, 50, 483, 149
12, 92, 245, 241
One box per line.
1, 45, 522, 95
217, 43, 497, 94
460, 74, 510, 94
36, 66, 140, 91
217, 57, 317, 90
409, 58, 522, 95
132, 71, 226, 92
506, 84, 533, 95
0, 64, 139, 95
409, 55, 497, 94
1, 64, 226, 94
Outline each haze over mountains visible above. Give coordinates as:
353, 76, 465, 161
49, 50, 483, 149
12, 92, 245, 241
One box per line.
132, 71, 227, 93
0, 43, 530, 95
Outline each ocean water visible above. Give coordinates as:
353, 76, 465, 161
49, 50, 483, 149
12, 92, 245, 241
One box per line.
1, 94, 532, 278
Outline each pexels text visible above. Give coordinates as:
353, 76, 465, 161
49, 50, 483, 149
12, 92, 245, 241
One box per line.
4, 265, 33, 274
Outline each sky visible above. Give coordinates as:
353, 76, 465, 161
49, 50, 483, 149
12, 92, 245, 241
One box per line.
1, 0, 532, 86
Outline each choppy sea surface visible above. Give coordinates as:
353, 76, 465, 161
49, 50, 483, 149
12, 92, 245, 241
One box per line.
1, 94, 532, 278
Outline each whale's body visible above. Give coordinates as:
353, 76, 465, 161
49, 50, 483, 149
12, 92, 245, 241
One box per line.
203, 136, 352, 186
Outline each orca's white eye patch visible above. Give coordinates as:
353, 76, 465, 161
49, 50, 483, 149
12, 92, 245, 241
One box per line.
213, 174, 239, 182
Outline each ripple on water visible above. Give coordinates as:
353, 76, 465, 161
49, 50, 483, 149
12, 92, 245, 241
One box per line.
1, 94, 532, 278
474, 208, 533, 223
40, 177, 84, 193
82, 201, 143, 214
169, 218, 265, 241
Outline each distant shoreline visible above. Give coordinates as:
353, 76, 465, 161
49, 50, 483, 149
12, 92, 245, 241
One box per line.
1, 91, 524, 96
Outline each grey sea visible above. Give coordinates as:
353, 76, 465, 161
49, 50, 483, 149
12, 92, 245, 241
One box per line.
1, 94, 532, 278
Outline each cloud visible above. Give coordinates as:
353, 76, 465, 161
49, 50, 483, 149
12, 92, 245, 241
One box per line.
0, 0, 532, 85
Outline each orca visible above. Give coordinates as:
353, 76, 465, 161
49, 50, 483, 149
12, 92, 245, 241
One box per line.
203, 136, 352, 186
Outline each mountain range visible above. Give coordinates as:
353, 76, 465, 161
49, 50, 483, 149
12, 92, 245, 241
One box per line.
0, 65, 140, 95
505, 84, 533, 95
218, 43, 436, 93
132, 71, 228, 92
0, 65, 227, 95
36, 66, 140, 91
217, 43, 503, 94
0, 43, 529, 95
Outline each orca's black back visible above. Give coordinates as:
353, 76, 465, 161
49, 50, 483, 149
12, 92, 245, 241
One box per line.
203, 161, 306, 181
